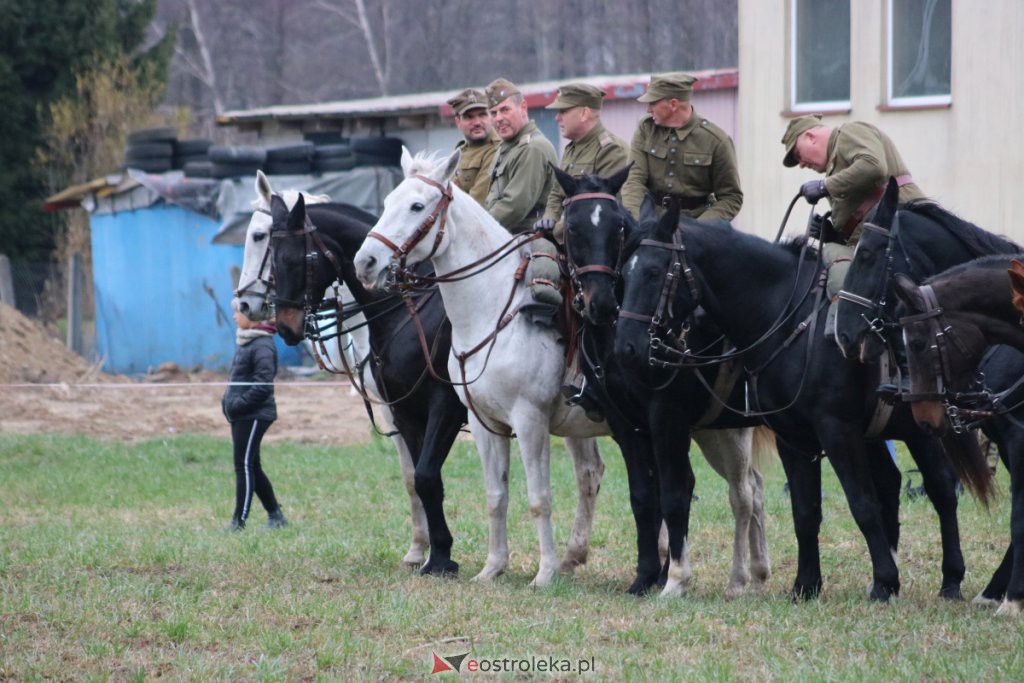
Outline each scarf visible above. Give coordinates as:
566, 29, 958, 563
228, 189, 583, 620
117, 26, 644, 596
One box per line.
236, 324, 276, 346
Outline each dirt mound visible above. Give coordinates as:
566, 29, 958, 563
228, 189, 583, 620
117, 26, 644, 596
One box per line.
0, 301, 109, 384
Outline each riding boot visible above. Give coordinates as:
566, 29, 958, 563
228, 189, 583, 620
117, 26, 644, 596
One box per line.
876, 343, 911, 402
560, 381, 605, 422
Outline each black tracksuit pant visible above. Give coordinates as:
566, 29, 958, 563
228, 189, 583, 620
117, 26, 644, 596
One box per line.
231, 418, 280, 523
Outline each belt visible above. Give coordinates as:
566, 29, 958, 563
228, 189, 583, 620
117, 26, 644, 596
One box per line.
651, 191, 712, 211
840, 174, 914, 236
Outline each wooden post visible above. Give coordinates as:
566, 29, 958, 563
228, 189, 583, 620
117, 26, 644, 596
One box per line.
0, 254, 14, 306
66, 252, 83, 353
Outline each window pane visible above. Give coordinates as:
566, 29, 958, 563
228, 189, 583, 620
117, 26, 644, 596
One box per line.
891, 0, 951, 99
794, 0, 850, 105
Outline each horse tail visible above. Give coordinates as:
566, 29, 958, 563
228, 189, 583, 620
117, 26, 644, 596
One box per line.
938, 429, 995, 506
750, 425, 777, 473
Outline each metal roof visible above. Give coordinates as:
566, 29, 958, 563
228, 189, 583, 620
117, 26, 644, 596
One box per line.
217, 68, 738, 125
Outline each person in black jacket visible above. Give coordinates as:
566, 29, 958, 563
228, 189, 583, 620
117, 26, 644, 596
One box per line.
222, 309, 287, 531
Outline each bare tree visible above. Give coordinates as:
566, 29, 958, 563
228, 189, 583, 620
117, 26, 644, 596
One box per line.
175, 0, 225, 115
314, 0, 392, 95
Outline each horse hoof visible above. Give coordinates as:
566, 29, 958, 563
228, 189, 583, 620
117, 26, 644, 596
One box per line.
472, 566, 504, 582
937, 585, 963, 601
659, 581, 688, 598
972, 592, 1003, 609
996, 600, 1023, 616
724, 583, 747, 600
790, 582, 822, 602
868, 583, 899, 602
529, 568, 557, 588
559, 553, 587, 573
403, 549, 427, 567
420, 559, 459, 577
626, 575, 658, 596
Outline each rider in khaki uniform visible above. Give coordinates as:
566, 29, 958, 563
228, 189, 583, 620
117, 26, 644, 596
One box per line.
781, 114, 926, 339
621, 72, 743, 221
446, 88, 499, 204
483, 78, 558, 234
538, 83, 629, 241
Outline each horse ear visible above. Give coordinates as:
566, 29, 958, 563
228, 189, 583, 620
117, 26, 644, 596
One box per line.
400, 145, 415, 177
551, 164, 577, 196
639, 193, 656, 225
255, 170, 273, 207
287, 193, 306, 233
270, 193, 289, 229
438, 148, 461, 185
873, 177, 900, 227
657, 199, 680, 239
893, 273, 923, 311
606, 161, 633, 195
1008, 260, 1024, 313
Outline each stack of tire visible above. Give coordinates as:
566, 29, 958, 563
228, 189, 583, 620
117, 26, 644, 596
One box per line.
351, 137, 403, 167
174, 139, 213, 177
207, 145, 267, 179
312, 143, 357, 173
264, 142, 315, 175
123, 127, 177, 174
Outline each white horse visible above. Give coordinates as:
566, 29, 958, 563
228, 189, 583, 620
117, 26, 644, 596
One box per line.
234, 171, 432, 566
354, 149, 762, 594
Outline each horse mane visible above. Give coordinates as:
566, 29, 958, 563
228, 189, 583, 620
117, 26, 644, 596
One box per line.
404, 150, 446, 177
901, 201, 1021, 256
923, 253, 1024, 286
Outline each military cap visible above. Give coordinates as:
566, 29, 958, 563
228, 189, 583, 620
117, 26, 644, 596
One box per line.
781, 114, 824, 167
485, 78, 522, 109
545, 83, 605, 110
637, 72, 698, 103
447, 88, 488, 116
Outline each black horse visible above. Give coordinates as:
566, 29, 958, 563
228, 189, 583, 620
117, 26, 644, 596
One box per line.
615, 204, 994, 601
554, 166, 771, 598
895, 257, 1024, 614
269, 194, 468, 575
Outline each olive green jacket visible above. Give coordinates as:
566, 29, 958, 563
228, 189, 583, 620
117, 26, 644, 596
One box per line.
484, 120, 558, 234
621, 112, 743, 221
454, 135, 498, 205
823, 121, 925, 242
543, 121, 629, 222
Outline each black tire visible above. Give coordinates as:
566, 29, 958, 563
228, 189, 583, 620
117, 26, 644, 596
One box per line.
173, 153, 209, 169
125, 142, 175, 160
208, 145, 267, 164
183, 161, 214, 178
126, 127, 178, 145
174, 139, 212, 156
355, 150, 400, 167
314, 144, 355, 159
313, 156, 358, 173
211, 161, 264, 178
265, 160, 313, 175
351, 136, 404, 156
124, 157, 173, 173
266, 142, 315, 162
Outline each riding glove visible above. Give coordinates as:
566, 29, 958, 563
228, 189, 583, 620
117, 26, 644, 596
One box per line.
800, 179, 828, 203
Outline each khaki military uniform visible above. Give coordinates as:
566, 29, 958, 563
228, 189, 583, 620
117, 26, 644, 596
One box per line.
543, 121, 629, 223
822, 121, 925, 244
454, 134, 498, 205
621, 112, 742, 221
484, 120, 558, 234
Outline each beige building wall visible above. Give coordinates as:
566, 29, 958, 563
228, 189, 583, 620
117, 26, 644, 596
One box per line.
737, 0, 1024, 241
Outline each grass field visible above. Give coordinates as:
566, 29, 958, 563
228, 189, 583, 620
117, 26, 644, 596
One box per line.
2, 431, 1023, 680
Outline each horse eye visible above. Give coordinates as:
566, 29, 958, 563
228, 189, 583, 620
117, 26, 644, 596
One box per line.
411, 202, 425, 212
253, 232, 267, 242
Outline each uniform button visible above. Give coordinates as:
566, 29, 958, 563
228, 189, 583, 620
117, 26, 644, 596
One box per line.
670, 149, 676, 153
669, 160, 675, 165
650, 148, 657, 154
668, 172, 674, 177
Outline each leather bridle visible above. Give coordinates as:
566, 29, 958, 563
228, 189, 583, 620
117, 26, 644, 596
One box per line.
233, 207, 276, 310
836, 217, 907, 342
561, 192, 625, 315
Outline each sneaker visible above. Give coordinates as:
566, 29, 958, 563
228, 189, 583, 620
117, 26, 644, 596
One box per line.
267, 509, 288, 529
227, 516, 245, 532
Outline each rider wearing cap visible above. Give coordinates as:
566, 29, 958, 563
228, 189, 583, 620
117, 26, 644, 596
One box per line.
621, 72, 743, 222
446, 87, 499, 205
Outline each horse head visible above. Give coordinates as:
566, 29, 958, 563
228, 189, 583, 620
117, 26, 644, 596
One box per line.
268, 193, 343, 345
354, 146, 461, 290
234, 170, 330, 321
555, 163, 631, 326
894, 272, 988, 435
834, 177, 901, 361
614, 198, 691, 371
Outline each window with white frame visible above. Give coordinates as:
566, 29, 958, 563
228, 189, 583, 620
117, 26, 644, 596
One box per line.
887, 0, 951, 106
790, 0, 850, 112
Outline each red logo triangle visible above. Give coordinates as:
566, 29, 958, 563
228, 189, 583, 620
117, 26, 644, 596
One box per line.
431, 652, 455, 674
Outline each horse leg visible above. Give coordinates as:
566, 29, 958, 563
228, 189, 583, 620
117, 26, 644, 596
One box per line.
560, 436, 605, 574
904, 436, 965, 599
747, 464, 772, 588
695, 427, 755, 599
380, 402, 429, 567
469, 416, 512, 583
776, 439, 823, 600
998, 435, 1024, 616
649, 396, 695, 597
866, 442, 902, 555
509, 408, 559, 588
415, 393, 466, 577
976, 425, 1011, 606
822, 429, 901, 601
